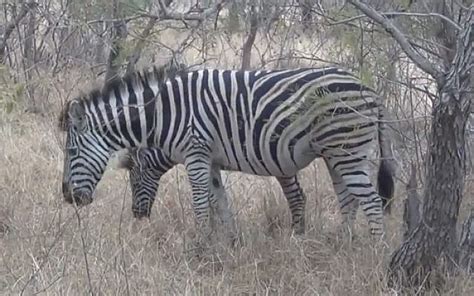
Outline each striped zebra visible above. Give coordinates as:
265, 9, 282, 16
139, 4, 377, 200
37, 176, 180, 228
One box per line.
116, 147, 308, 233
60, 65, 395, 237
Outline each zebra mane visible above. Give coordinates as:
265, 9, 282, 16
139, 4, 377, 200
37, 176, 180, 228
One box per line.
58, 61, 187, 131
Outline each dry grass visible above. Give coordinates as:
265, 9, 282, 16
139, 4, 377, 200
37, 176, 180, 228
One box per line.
0, 83, 473, 296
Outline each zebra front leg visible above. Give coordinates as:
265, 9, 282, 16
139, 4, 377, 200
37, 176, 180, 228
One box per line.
210, 165, 239, 245
326, 157, 385, 238
185, 152, 214, 240
130, 170, 161, 219
119, 147, 173, 219
277, 176, 306, 235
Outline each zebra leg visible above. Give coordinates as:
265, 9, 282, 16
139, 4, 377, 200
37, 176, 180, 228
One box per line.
325, 158, 359, 238
326, 156, 385, 237
185, 151, 214, 238
122, 148, 171, 219
276, 176, 306, 235
209, 165, 238, 244
130, 170, 161, 218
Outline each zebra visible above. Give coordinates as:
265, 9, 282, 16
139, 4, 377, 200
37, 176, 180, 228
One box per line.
116, 146, 308, 234
60, 64, 395, 238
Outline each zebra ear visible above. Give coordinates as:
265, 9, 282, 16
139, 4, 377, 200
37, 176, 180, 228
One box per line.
68, 100, 87, 131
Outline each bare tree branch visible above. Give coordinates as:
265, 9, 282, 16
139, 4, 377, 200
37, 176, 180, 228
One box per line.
85, 0, 228, 26
0, 1, 37, 64
347, 0, 442, 82
104, 0, 128, 84
329, 11, 462, 30
125, 17, 158, 75
157, 0, 228, 21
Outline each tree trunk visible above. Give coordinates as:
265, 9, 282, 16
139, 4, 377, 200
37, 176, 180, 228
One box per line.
241, 5, 258, 71
344, 0, 472, 289
104, 0, 128, 84
388, 84, 470, 286
388, 3, 473, 286
23, 3, 36, 108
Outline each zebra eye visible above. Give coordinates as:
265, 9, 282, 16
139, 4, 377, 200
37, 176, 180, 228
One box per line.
67, 146, 79, 157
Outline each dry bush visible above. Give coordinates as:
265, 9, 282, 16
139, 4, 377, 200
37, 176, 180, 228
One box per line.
1, 80, 473, 295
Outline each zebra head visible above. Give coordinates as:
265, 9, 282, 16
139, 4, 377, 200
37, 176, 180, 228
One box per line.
60, 99, 112, 207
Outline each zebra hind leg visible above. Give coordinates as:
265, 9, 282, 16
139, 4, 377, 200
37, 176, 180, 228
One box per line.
326, 156, 385, 238
325, 158, 359, 240
277, 176, 306, 235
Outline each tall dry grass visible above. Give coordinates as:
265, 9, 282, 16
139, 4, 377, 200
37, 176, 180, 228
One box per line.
0, 68, 473, 295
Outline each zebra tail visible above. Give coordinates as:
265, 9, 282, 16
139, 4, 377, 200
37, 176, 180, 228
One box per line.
377, 105, 396, 214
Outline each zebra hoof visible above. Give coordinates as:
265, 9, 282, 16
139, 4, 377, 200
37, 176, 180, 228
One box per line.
69, 190, 93, 207
133, 212, 150, 219
370, 231, 388, 247
132, 208, 151, 219
292, 219, 306, 235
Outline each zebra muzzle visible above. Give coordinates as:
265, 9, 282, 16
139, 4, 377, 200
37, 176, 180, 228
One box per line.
73, 190, 93, 206
62, 182, 93, 206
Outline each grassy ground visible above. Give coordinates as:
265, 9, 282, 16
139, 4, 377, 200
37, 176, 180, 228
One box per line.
0, 86, 473, 296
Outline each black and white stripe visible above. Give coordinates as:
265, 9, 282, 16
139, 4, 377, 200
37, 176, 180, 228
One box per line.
61, 65, 395, 236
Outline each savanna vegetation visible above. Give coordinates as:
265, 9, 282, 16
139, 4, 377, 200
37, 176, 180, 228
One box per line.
0, 0, 472, 294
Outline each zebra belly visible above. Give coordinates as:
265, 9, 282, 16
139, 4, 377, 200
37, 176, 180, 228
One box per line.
211, 137, 317, 177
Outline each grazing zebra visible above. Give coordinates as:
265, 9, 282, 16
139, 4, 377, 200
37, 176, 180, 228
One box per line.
116, 146, 308, 233
60, 65, 395, 237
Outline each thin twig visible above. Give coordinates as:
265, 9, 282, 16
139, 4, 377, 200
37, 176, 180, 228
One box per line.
118, 179, 131, 296
73, 206, 94, 295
